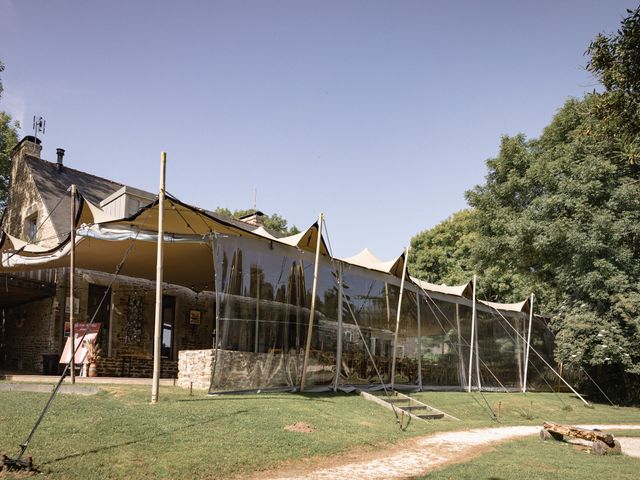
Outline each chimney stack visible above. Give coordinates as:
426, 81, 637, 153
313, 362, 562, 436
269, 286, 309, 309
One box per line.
11, 135, 42, 162
56, 148, 65, 172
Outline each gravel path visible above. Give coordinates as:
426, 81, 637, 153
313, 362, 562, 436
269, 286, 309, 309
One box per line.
265, 424, 640, 480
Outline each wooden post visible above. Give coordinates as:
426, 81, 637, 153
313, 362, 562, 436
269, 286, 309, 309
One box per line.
416, 292, 422, 390
300, 213, 323, 392
333, 263, 343, 392
151, 152, 166, 404
69, 185, 76, 384
474, 276, 481, 391
522, 293, 534, 393
467, 275, 477, 392
390, 246, 409, 388
254, 274, 260, 353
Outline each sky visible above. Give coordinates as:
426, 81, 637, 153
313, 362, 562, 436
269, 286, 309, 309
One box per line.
1, 0, 637, 260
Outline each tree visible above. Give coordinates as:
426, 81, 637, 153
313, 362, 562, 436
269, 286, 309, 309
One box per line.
410, 7, 640, 402
0, 60, 20, 210
213, 207, 300, 236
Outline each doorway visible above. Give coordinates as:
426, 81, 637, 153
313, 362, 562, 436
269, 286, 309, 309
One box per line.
88, 284, 111, 356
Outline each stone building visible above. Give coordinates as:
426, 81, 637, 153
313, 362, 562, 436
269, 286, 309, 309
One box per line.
0, 136, 233, 377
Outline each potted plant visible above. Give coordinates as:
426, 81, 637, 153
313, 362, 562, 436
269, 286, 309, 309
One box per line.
85, 341, 101, 377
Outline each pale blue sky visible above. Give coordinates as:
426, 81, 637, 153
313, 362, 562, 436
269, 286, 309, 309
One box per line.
1, 0, 636, 259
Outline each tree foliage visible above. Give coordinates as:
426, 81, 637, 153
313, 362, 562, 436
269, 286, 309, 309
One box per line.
213, 207, 300, 236
0, 60, 20, 210
410, 8, 640, 401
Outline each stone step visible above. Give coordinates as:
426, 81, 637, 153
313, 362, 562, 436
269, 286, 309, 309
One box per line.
417, 413, 445, 420
398, 405, 429, 412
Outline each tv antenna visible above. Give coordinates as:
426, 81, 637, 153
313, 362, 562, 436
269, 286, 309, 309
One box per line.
33, 115, 46, 142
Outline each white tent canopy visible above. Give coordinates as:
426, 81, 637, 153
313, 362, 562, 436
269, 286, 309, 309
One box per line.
0, 193, 533, 313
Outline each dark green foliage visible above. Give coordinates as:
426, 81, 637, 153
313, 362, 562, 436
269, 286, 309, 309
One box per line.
213, 207, 299, 235
410, 8, 640, 401
0, 59, 20, 210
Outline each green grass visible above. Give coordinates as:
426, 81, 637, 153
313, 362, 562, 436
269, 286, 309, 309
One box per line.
420, 435, 640, 479
0, 387, 638, 479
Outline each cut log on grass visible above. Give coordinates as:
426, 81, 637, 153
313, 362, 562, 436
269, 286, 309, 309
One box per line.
542, 422, 615, 447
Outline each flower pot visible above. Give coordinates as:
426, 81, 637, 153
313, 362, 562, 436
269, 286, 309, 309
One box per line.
88, 362, 98, 377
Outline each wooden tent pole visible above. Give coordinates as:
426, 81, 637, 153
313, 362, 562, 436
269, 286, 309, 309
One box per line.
416, 291, 423, 390
522, 293, 534, 393
300, 212, 323, 392
390, 246, 409, 389
467, 274, 477, 392
333, 263, 343, 392
151, 152, 166, 404
69, 184, 76, 384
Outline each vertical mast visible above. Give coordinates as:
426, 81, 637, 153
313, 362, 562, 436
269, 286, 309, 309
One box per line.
69, 185, 76, 384
300, 213, 323, 392
151, 152, 166, 404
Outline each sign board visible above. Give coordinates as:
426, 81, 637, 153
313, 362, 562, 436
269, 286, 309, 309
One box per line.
189, 310, 201, 325
59, 323, 101, 364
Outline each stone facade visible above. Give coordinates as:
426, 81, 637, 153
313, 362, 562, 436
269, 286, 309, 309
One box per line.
3, 138, 58, 248
178, 348, 336, 392
177, 349, 214, 390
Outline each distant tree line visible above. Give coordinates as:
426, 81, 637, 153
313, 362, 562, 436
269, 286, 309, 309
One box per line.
214, 207, 300, 236
409, 7, 640, 403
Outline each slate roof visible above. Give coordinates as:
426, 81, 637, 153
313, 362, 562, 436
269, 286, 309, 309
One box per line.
23, 155, 282, 241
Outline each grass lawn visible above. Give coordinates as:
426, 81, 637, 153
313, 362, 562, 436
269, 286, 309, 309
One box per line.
421, 435, 640, 479
0, 385, 638, 479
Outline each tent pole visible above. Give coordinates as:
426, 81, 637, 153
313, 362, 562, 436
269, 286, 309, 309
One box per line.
334, 263, 343, 392
254, 273, 260, 353
416, 292, 423, 390
390, 246, 409, 389
522, 293, 534, 393
151, 152, 166, 404
69, 184, 76, 384
300, 213, 323, 392
456, 303, 466, 389
467, 275, 477, 392
474, 275, 482, 390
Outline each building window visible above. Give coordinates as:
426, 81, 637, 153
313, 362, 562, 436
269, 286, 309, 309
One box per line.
24, 213, 38, 241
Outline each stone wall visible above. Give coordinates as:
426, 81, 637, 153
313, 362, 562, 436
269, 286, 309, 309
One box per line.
2, 281, 65, 373
4, 138, 59, 248
178, 349, 335, 392
177, 349, 214, 390
2, 267, 215, 378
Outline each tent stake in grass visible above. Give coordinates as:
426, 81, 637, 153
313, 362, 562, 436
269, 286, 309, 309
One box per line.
151, 152, 166, 404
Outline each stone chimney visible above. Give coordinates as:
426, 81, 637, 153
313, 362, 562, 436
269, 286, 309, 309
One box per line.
11, 135, 42, 162
239, 210, 265, 226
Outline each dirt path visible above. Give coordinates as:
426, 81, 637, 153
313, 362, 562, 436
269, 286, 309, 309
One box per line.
259, 424, 640, 480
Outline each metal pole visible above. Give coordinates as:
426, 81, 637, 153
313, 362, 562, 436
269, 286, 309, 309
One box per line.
467, 275, 477, 392
151, 152, 166, 404
474, 275, 482, 390
522, 293, 534, 393
300, 213, 323, 392
333, 263, 343, 392
390, 246, 409, 389
416, 292, 422, 390
69, 185, 76, 384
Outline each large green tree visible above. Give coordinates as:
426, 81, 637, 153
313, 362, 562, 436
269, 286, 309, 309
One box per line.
411, 7, 640, 402
0, 60, 20, 210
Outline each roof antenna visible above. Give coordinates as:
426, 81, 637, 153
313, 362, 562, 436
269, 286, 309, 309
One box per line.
32, 116, 45, 153
253, 188, 257, 213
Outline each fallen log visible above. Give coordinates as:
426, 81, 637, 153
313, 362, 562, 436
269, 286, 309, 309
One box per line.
542, 422, 615, 447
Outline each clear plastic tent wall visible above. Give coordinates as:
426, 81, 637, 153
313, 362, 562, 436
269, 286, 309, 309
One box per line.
207, 232, 556, 394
